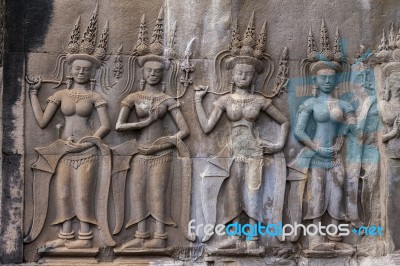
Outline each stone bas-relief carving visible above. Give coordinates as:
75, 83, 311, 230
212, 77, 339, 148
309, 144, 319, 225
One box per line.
286, 20, 359, 256
111, 8, 194, 254
373, 24, 400, 253
2, 1, 397, 265
24, 4, 115, 256
194, 13, 289, 255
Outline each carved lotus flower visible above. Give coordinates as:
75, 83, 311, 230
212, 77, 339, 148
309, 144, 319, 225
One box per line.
240, 45, 254, 57
320, 50, 334, 61
67, 43, 80, 54
150, 42, 164, 56
136, 44, 150, 56
80, 41, 95, 54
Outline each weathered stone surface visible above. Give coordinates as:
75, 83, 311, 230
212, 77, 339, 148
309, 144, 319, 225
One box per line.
3, 0, 400, 265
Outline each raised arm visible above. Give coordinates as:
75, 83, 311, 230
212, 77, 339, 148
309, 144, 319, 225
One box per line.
194, 86, 224, 134
29, 79, 59, 128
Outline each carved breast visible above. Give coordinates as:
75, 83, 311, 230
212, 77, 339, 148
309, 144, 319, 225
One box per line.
225, 95, 260, 122
133, 92, 170, 119
60, 90, 94, 117
313, 100, 344, 123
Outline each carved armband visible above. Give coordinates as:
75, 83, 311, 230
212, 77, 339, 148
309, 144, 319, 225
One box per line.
298, 104, 313, 114
95, 100, 108, 108
121, 99, 134, 109
47, 96, 60, 106
168, 102, 181, 111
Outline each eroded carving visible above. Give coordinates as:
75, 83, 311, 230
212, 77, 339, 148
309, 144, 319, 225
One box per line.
111, 8, 193, 253
194, 13, 289, 254
286, 20, 357, 254
374, 23, 400, 252
24, 4, 115, 254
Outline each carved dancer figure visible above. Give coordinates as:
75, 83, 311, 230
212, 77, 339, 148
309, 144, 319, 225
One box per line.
24, 4, 115, 250
379, 67, 400, 250
113, 9, 191, 250
195, 13, 289, 250
287, 20, 356, 251
346, 48, 379, 228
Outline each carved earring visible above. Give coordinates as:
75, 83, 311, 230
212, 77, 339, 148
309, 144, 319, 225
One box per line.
90, 79, 96, 91
230, 81, 234, 94
312, 85, 319, 97
251, 84, 255, 94
140, 79, 145, 91
66, 76, 73, 89
161, 81, 166, 93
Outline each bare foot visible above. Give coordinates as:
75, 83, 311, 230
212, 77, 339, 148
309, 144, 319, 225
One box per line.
144, 238, 166, 249
327, 234, 343, 242
43, 238, 66, 249
65, 239, 92, 249
312, 242, 335, 251
247, 240, 259, 250
275, 242, 299, 258
121, 238, 144, 249
215, 237, 239, 249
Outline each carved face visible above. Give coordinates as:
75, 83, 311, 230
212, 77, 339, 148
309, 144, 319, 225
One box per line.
70, 59, 94, 84
314, 68, 336, 93
143, 61, 164, 85
232, 64, 255, 89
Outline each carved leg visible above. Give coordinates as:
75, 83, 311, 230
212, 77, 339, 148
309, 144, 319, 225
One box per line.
65, 221, 92, 249
121, 220, 149, 249
144, 221, 167, 248
246, 218, 259, 249
326, 217, 342, 242
308, 218, 334, 250
215, 218, 240, 249
43, 220, 73, 249
287, 179, 306, 242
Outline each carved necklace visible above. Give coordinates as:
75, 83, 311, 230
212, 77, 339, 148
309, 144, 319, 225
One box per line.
63, 89, 94, 103
227, 95, 256, 108
136, 91, 171, 111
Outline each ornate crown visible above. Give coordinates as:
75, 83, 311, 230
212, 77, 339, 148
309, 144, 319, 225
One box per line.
132, 8, 174, 70
225, 12, 266, 73
65, 3, 109, 67
306, 19, 343, 75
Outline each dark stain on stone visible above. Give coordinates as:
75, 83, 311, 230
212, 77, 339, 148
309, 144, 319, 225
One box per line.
24, 0, 53, 52
1, 0, 53, 263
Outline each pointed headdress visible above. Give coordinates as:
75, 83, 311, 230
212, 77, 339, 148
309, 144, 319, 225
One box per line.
306, 19, 343, 75
132, 8, 171, 70
65, 3, 109, 68
225, 12, 266, 73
